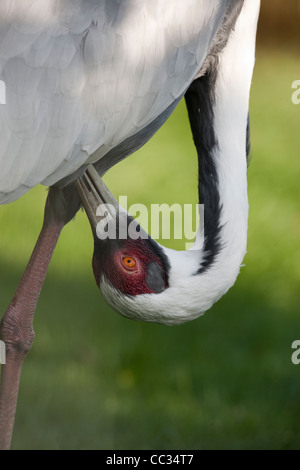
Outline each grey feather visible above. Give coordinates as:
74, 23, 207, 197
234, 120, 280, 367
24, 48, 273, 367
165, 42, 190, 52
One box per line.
0, 0, 235, 204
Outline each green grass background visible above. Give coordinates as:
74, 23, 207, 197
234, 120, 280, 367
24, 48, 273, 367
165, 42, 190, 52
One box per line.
0, 47, 300, 449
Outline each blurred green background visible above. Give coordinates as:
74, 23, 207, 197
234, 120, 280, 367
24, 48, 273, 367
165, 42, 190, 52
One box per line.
0, 2, 300, 449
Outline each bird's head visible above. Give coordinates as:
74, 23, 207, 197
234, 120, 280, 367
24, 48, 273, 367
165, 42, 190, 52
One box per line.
76, 165, 241, 325
92, 228, 169, 296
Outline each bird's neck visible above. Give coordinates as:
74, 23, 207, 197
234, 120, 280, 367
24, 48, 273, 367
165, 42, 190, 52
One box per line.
98, 1, 260, 326
168, 1, 259, 314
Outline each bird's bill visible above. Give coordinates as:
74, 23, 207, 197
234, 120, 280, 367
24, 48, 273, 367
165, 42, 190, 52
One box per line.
75, 165, 120, 233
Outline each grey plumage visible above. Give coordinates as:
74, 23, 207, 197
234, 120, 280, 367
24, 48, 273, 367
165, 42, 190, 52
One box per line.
0, 0, 232, 205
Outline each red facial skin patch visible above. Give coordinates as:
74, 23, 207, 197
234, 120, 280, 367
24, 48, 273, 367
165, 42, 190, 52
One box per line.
93, 239, 168, 296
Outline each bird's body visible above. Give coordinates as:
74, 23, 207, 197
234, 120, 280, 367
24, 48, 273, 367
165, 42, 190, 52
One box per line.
0, 0, 260, 325
0, 0, 230, 203
0, 0, 261, 320
0, 0, 260, 449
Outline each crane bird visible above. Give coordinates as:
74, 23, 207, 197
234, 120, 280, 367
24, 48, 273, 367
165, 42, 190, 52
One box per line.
0, 0, 260, 449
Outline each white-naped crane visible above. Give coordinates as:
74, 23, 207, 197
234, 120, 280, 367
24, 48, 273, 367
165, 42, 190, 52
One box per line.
0, 0, 260, 449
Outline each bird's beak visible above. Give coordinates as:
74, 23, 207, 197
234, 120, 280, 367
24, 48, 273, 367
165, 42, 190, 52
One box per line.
75, 165, 120, 234
76, 164, 149, 241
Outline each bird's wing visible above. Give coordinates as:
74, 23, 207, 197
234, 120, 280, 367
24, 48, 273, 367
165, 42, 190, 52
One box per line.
0, 0, 232, 203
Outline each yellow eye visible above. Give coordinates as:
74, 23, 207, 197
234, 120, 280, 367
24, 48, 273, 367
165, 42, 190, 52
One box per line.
122, 256, 136, 269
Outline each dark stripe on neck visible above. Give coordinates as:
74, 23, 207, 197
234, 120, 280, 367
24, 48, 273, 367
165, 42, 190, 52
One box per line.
184, 0, 244, 274
185, 71, 222, 274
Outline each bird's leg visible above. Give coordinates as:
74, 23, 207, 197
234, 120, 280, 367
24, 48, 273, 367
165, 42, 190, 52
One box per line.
0, 184, 81, 450
0, 216, 63, 450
